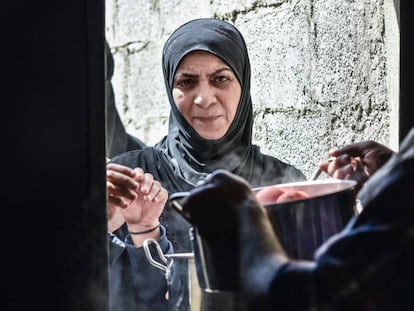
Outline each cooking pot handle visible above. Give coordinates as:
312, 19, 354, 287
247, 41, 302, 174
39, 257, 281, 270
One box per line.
143, 238, 168, 272
168, 191, 192, 223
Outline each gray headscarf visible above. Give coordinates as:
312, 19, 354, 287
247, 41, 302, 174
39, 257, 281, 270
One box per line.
157, 18, 304, 186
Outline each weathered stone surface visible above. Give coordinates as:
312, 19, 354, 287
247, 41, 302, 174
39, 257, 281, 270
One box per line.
105, 0, 397, 178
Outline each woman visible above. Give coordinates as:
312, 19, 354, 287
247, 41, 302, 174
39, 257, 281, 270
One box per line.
108, 18, 305, 310
110, 17, 305, 251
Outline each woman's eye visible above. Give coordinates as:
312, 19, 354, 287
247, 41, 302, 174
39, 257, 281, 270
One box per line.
214, 76, 230, 84
176, 79, 194, 88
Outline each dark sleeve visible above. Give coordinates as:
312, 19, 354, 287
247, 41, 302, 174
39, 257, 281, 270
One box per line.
266, 153, 414, 310
108, 225, 172, 311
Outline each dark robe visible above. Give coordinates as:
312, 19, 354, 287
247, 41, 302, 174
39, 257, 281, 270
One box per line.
108, 226, 172, 311
267, 127, 414, 310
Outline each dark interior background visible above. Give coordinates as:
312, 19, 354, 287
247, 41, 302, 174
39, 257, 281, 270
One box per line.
0, 0, 108, 310
0, 1, 412, 310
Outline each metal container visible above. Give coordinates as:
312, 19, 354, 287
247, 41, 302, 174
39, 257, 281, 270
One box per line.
165, 178, 358, 310
256, 179, 358, 259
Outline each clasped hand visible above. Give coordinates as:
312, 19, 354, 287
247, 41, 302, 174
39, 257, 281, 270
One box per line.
106, 163, 168, 233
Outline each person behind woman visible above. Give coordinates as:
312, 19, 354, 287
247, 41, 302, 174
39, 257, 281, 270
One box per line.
108, 18, 305, 309
105, 39, 146, 158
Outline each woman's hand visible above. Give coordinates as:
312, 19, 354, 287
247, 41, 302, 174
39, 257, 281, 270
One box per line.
121, 167, 167, 232
106, 163, 138, 232
106, 163, 168, 242
318, 140, 394, 192
180, 169, 287, 304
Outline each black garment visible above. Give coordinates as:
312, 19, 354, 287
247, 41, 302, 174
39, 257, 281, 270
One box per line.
108, 225, 172, 311
105, 40, 146, 158
267, 127, 414, 310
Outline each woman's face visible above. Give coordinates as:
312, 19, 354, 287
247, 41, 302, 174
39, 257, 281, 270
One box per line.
172, 51, 242, 140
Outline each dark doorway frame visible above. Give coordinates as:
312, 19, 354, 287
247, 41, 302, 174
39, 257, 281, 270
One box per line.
400, 1, 414, 141
1, 1, 108, 310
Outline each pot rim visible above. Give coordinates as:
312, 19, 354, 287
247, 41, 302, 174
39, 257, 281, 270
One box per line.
253, 178, 358, 205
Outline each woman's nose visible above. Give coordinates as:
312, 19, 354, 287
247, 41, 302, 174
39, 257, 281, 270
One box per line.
193, 83, 215, 108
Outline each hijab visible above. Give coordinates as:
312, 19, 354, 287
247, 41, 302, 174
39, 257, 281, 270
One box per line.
156, 17, 305, 187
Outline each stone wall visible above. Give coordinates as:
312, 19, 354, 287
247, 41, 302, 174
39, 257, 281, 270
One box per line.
105, 0, 399, 178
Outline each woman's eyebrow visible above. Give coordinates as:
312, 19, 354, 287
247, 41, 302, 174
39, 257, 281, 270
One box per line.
174, 72, 198, 80
174, 67, 232, 80
213, 67, 232, 75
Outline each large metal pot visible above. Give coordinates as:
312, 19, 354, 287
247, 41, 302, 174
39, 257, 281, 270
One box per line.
255, 179, 358, 260
169, 178, 358, 289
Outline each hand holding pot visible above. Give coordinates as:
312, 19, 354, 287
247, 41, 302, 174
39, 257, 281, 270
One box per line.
181, 169, 281, 249
179, 169, 286, 296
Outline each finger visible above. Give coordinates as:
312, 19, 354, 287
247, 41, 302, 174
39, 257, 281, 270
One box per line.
346, 157, 367, 180
138, 173, 155, 196
107, 181, 137, 202
363, 149, 392, 173
107, 163, 136, 177
318, 157, 335, 172
255, 187, 286, 205
152, 186, 168, 204
147, 186, 168, 204
329, 141, 372, 158
144, 180, 162, 201
326, 155, 352, 176
332, 163, 355, 179
132, 167, 145, 183
107, 194, 129, 208
107, 170, 139, 190
319, 161, 330, 172
276, 190, 309, 203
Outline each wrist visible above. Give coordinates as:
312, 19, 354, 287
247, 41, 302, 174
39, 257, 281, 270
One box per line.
108, 221, 124, 233
128, 223, 160, 235
127, 222, 160, 234
127, 223, 161, 247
